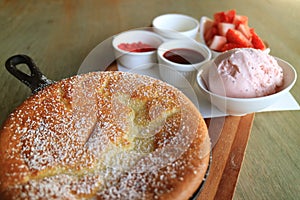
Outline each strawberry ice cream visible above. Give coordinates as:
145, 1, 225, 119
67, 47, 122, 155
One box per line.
208, 48, 283, 98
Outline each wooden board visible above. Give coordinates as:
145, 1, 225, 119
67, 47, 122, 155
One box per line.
107, 63, 255, 200
198, 114, 254, 200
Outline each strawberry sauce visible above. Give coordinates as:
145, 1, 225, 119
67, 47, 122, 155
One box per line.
118, 42, 156, 52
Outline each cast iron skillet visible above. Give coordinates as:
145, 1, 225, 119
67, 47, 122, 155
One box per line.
5, 54, 53, 94
5, 54, 212, 200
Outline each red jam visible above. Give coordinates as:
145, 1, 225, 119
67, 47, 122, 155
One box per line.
163, 48, 205, 64
118, 42, 156, 52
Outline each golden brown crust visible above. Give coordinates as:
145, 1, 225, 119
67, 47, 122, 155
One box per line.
0, 71, 210, 199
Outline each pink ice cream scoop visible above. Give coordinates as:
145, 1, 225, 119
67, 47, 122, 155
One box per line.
208, 48, 283, 98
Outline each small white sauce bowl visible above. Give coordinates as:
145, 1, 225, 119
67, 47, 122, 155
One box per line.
196, 55, 297, 116
157, 39, 212, 88
152, 14, 200, 40
112, 30, 164, 69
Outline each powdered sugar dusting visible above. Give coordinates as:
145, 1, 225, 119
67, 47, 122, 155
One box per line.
0, 71, 210, 199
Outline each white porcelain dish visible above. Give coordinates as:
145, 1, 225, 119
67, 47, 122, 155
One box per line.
196, 56, 297, 116
157, 39, 211, 88
112, 30, 164, 69
152, 14, 200, 40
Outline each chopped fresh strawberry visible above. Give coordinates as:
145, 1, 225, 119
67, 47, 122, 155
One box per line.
214, 11, 227, 23
209, 35, 227, 51
214, 9, 236, 23
218, 22, 236, 36
233, 15, 248, 26
226, 28, 252, 47
204, 25, 218, 44
221, 43, 244, 51
250, 28, 266, 50
237, 23, 251, 39
205, 9, 266, 52
224, 10, 236, 23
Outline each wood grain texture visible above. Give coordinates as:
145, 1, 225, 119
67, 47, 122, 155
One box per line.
0, 1, 299, 199
198, 114, 254, 200
214, 114, 254, 199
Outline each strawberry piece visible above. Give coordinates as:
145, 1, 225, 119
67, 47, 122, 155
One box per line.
209, 35, 227, 51
250, 28, 266, 50
233, 15, 248, 26
204, 25, 218, 44
224, 9, 236, 23
214, 11, 227, 23
237, 23, 251, 39
221, 43, 244, 51
214, 9, 236, 23
226, 28, 252, 47
218, 22, 235, 36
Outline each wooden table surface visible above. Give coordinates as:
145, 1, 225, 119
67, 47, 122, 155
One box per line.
1, 1, 299, 199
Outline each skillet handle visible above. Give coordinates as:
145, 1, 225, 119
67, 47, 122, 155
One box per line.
5, 54, 53, 94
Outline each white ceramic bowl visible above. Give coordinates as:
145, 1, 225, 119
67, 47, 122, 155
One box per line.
152, 14, 200, 40
199, 16, 270, 58
196, 56, 297, 116
157, 39, 212, 88
112, 30, 164, 69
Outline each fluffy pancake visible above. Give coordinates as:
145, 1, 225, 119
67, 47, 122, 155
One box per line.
0, 71, 210, 199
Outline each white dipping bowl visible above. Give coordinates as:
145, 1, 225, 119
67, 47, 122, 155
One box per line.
152, 14, 200, 40
157, 39, 211, 88
112, 30, 164, 69
196, 56, 297, 116
199, 16, 270, 58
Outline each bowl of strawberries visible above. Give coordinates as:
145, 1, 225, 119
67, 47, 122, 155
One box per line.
199, 9, 269, 57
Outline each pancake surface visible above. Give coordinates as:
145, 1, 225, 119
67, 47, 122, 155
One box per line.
0, 71, 210, 199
